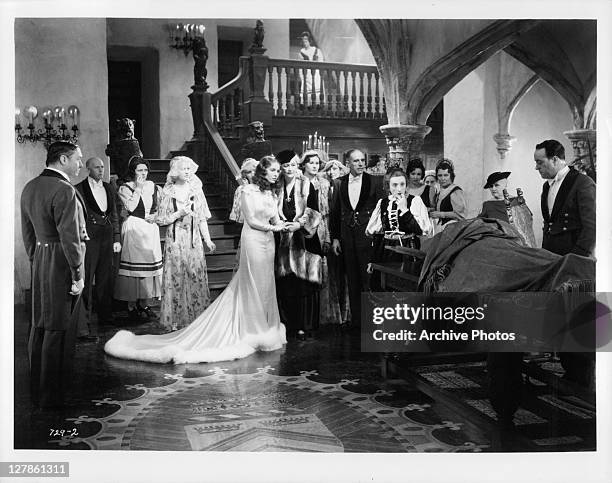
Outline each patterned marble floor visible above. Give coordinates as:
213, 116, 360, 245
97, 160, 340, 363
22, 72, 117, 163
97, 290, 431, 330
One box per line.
12, 305, 594, 453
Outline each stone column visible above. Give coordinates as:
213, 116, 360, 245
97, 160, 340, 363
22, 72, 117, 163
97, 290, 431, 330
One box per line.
379, 124, 432, 171
564, 129, 596, 182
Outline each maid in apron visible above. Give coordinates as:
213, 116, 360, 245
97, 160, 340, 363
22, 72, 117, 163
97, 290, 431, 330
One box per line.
114, 156, 163, 320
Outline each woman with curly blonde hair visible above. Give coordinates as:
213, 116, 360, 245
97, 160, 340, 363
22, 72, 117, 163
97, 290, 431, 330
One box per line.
156, 156, 216, 331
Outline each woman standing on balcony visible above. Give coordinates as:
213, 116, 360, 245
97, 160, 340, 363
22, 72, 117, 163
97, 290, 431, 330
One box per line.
155, 156, 216, 331
298, 31, 325, 107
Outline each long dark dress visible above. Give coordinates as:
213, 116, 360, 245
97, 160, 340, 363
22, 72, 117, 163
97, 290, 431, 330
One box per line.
276, 181, 322, 336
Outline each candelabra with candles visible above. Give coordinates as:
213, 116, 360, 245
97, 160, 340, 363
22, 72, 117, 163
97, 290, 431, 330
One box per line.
169, 23, 206, 56
15, 105, 80, 148
301, 131, 330, 158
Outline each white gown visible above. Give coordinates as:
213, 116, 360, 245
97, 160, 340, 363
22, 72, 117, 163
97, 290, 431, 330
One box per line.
104, 184, 287, 364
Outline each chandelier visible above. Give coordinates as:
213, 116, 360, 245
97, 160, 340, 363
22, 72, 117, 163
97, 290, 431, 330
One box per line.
15, 105, 80, 148
168, 23, 206, 56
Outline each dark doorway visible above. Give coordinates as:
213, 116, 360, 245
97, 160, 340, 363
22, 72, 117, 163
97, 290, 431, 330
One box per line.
218, 40, 243, 87
107, 46, 160, 158
108, 60, 142, 143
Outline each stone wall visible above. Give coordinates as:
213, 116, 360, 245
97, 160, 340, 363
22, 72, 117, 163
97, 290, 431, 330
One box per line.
14, 18, 109, 303
444, 53, 574, 247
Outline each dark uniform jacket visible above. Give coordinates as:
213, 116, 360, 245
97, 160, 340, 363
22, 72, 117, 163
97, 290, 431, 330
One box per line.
21, 169, 87, 330
541, 168, 595, 257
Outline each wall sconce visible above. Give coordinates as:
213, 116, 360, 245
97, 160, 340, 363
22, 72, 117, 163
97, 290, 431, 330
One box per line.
15, 105, 80, 148
168, 23, 205, 56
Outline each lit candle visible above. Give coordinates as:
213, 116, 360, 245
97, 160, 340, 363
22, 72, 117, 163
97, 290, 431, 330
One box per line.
68, 105, 79, 127
308, 134, 312, 148
198, 25, 205, 36
15, 107, 20, 126
25, 105, 37, 126
53, 106, 65, 127
41, 106, 53, 127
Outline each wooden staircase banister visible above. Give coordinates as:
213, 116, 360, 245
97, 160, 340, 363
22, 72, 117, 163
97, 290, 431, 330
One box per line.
211, 56, 251, 104
203, 114, 241, 181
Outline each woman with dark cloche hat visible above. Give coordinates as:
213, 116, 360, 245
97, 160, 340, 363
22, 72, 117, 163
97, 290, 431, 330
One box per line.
478, 171, 512, 222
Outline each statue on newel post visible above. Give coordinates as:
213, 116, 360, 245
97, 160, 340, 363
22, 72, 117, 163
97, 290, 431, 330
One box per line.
105, 118, 143, 184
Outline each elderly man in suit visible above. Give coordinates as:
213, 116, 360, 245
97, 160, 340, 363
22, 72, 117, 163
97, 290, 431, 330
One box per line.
21, 141, 88, 409
535, 139, 596, 387
75, 157, 121, 339
330, 149, 384, 328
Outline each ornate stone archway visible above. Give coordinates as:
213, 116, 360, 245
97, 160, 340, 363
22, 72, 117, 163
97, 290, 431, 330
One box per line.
355, 19, 541, 166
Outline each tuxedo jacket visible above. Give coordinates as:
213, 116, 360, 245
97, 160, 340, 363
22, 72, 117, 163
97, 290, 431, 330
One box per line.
330, 172, 384, 240
76, 178, 120, 243
541, 168, 595, 257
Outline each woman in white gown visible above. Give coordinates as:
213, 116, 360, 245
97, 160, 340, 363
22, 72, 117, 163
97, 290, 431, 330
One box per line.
104, 156, 289, 364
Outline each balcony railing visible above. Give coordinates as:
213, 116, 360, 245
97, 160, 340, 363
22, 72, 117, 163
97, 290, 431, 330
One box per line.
264, 59, 386, 119
207, 55, 387, 139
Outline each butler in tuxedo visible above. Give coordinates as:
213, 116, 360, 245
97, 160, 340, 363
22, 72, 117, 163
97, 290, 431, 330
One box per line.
21, 141, 87, 409
536, 140, 595, 257
330, 149, 384, 327
75, 157, 121, 338
535, 139, 596, 387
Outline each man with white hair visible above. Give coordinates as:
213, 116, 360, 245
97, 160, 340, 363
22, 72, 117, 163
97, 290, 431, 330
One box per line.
75, 157, 121, 339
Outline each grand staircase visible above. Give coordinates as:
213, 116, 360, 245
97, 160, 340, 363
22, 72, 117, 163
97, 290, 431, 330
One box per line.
144, 50, 395, 301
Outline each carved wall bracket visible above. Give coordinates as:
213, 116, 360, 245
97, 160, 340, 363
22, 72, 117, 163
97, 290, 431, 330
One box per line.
493, 133, 516, 159
564, 129, 596, 182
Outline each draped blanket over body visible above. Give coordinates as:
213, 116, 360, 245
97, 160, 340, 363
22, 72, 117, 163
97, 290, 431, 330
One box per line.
418, 218, 595, 294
